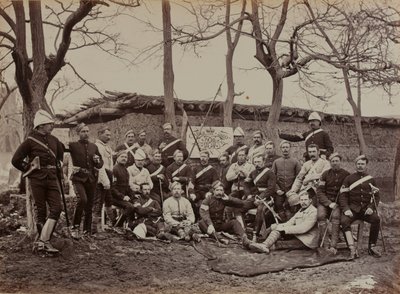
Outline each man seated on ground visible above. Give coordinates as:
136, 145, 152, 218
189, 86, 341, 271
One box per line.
162, 181, 197, 241
316, 153, 350, 254
286, 144, 330, 208
110, 150, 137, 235
198, 181, 251, 246
128, 183, 162, 239
247, 192, 319, 254
339, 155, 382, 259
190, 150, 218, 220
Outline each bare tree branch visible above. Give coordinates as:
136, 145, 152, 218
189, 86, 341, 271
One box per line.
65, 61, 105, 97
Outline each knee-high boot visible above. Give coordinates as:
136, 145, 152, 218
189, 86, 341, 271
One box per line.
344, 230, 358, 259
330, 223, 340, 249
37, 218, 59, 253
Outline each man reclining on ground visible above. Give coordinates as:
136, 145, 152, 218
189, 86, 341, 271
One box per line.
198, 180, 251, 246
247, 192, 319, 254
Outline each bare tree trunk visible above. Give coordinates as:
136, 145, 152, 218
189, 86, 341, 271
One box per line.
265, 74, 283, 145
224, 49, 234, 127
162, 0, 176, 129
343, 68, 368, 155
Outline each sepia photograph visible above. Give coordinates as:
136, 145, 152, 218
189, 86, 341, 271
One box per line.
0, 0, 399, 293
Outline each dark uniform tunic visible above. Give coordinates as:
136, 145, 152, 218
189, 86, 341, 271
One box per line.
191, 164, 218, 202
130, 195, 162, 236
165, 162, 193, 194
12, 130, 64, 226
146, 163, 168, 204
317, 168, 350, 206
159, 134, 188, 167
69, 140, 103, 232
339, 172, 381, 245
199, 193, 245, 236
111, 163, 138, 226
245, 167, 278, 233
316, 168, 350, 224
216, 164, 232, 194
225, 143, 249, 163
279, 128, 334, 159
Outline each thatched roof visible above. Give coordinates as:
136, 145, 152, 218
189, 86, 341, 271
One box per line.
58, 91, 400, 127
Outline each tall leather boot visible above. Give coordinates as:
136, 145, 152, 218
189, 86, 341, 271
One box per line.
105, 206, 116, 226
318, 221, 329, 248
36, 218, 59, 254
344, 230, 358, 259
330, 223, 340, 252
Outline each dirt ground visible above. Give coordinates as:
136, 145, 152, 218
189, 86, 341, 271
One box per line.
0, 225, 399, 294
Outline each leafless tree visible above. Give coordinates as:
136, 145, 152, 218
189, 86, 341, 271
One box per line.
0, 0, 140, 237
0, 0, 140, 133
301, 0, 400, 154
162, 0, 176, 128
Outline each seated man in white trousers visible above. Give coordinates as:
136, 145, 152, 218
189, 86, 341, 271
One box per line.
248, 192, 319, 254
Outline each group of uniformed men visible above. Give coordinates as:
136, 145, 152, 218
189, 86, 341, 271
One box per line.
12, 110, 382, 260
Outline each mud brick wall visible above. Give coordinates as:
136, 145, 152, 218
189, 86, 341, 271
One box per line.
74, 112, 400, 201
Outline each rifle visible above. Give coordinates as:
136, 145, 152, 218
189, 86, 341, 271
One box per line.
369, 183, 387, 253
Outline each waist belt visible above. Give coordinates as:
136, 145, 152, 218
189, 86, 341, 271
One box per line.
43, 165, 56, 169
172, 215, 185, 222
73, 166, 91, 174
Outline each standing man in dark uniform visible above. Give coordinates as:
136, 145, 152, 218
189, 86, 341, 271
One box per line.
264, 141, 280, 168
12, 110, 64, 254
339, 155, 382, 259
279, 112, 334, 160
69, 123, 103, 239
159, 123, 188, 167
115, 129, 136, 167
225, 127, 249, 163
189, 150, 218, 219
147, 149, 168, 204
165, 150, 193, 197
316, 153, 350, 254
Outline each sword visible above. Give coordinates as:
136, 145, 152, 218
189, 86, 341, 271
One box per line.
255, 195, 281, 223
369, 183, 386, 253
